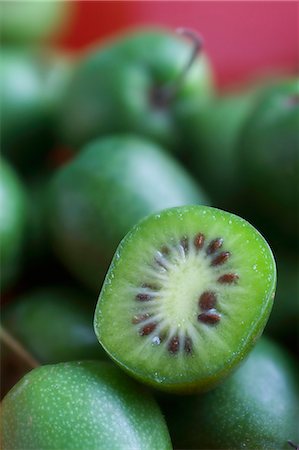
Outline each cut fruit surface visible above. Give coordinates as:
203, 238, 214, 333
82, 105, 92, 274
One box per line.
94, 205, 276, 393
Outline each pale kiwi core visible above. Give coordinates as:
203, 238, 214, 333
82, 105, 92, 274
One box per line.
95, 206, 276, 393
158, 246, 214, 327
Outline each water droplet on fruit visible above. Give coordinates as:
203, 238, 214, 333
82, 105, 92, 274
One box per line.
152, 336, 161, 345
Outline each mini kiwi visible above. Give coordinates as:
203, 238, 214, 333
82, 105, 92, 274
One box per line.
161, 337, 299, 449
1, 361, 172, 450
1, 286, 106, 397
1, 286, 106, 365
58, 28, 214, 153
94, 205, 276, 393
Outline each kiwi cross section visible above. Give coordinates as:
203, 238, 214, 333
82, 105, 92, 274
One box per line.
132, 233, 240, 356
94, 205, 276, 393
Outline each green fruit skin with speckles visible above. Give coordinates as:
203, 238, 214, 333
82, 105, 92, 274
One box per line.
162, 337, 299, 449
1, 286, 106, 364
46, 135, 209, 291
0, 159, 28, 291
0, 49, 74, 174
0, 0, 70, 44
58, 28, 214, 153
237, 79, 299, 246
0, 361, 173, 450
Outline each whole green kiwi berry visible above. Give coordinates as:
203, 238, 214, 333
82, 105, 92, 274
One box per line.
58, 28, 214, 153
46, 135, 209, 291
94, 205, 276, 393
0, 159, 28, 291
237, 78, 299, 246
162, 337, 299, 449
0, 361, 172, 450
1, 286, 106, 364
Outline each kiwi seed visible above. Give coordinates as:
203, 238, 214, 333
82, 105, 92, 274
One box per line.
131, 232, 238, 356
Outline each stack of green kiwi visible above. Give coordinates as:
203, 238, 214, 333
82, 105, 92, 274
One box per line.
1, 3, 298, 449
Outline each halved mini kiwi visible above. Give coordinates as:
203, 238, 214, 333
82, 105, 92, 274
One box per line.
94, 205, 276, 393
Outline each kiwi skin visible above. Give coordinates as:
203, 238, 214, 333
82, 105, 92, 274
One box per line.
237, 78, 299, 248
161, 337, 299, 449
1, 286, 108, 397
1, 286, 106, 364
1, 361, 172, 450
0, 159, 28, 291
95, 205, 276, 394
46, 135, 208, 292
186, 87, 259, 209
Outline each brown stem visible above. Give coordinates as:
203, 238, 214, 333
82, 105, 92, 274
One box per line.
175, 28, 203, 83
150, 28, 203, 108
0, 326, 40, 369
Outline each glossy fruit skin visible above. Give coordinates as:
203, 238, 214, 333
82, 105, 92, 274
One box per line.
1, 287, 106, 364
187, 87, 260, 208
58, 28, 214, 153
46, 135, 209, 291
1, 360, 172, 450
0, 159, 28, 291
162, 337, 299, 449
0, 1, 70, 44
237, 79, 299, 247
0, 49, 73, 174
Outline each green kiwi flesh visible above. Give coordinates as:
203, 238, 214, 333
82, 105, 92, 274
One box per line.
94, 205, 276, 393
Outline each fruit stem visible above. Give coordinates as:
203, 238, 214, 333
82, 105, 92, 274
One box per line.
288, 440, 299, 449
176, 28, 203, 84
150, 28, 203, 108
0, 325, 40, 369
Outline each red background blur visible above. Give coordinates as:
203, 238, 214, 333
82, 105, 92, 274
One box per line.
55, 1, 299, 88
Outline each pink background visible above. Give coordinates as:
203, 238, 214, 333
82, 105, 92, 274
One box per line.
55, 1, 299, 87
